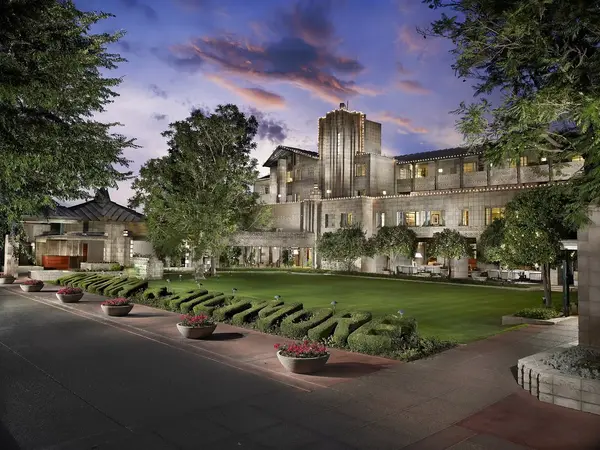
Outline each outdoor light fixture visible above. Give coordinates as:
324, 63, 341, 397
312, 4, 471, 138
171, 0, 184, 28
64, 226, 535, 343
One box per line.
382, 190, 387, 195
414, 252, 423, 259
277, 194, 281, 198
122, 230, 130, 237
438, 168, 443, 173
326, 189, 331, 194
541, 157, 547, 162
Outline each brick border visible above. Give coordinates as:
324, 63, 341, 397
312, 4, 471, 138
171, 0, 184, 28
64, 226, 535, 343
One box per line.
517, 343, 600, 415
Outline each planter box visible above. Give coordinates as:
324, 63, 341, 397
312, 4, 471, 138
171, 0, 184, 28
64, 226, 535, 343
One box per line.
20, 284, 44, 292
276, 351, 330, 374
502, 315, 573, 326
56, 292, 84, 303
472, 275, 487, 282
0, 276, 15, 285
101, 304, 133, 317
176, 323, 216, 339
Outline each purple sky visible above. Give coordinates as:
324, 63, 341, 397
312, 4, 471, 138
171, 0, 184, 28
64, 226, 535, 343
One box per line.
75, 0, 475, 206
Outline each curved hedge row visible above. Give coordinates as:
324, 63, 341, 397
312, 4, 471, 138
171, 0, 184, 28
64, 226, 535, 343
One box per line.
56, 273, 148, 298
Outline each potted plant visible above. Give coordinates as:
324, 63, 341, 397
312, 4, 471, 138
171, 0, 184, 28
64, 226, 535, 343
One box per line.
0, 273, 15, 285
56, 287, 84, 303
101, 297, 134, 317
275, 340, 330, 374
20, 279, 44, 292
176, 313, 216, 339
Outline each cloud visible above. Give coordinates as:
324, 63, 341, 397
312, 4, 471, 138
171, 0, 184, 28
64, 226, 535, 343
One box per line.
396, 79, 431, 95
396, 62, 413, 75
120, 0, 158, 21
163, 1, 376, 104
149, 84, 168, 99
397, 25, 438, 56
374, 111, 428, 134
248, 108, 288, 144
152, 113, 167, 121
205, 75, 286, 109
421, 124, 465, 149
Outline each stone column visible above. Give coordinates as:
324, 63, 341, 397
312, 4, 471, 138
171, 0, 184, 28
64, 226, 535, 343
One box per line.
578, 207, 600, 350
300, 247, 307, 267
277, 158, 287, 203
4, 235, 18, 275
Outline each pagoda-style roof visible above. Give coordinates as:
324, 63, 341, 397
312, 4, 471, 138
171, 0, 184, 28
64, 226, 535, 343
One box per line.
263, 145, 319, 168
394, 147, 483, 164
26, 189, 145, 223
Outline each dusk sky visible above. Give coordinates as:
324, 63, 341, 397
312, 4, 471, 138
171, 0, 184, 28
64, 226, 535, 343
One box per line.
75, 0, 475, 206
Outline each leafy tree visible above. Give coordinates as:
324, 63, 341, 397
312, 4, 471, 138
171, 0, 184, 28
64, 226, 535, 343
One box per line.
477, 218, 506, 266
422, 0, 600, 219
501, 184, 577, 306
317, 224, 369, 271
130, 105, 270, 277
372, 225, 418, 271
429, 229, 471, 279
0, 0, 134, 222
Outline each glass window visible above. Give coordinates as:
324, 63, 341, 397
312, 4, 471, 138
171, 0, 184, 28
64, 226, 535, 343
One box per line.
294, 169, 302, 181
429, 210, 444, 226
264, 186, 270, 194
485, 207, 505, 225
376, 212, 386, 228
397, 167, 411, 179
520, 156, 528, 167
463, 162, 476, 173
415, 165, 428, 178
355, 164, 367, 177
286, 171, 293, 182
325, 214, 333, 228
572, 155, 584, 162
461, 209, 469, 226
340, 213, 353, 227
396, 211, 403, 226
405, 212, 416, 227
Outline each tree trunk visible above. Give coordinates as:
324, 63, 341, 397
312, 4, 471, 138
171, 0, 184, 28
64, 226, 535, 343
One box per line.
192, 259, 205, 279
447, 258, 452, 279
210, 255, 217, 277
542, 263, 552, 307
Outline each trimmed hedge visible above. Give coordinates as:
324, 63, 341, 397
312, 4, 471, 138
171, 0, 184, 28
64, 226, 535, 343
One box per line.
231, 300, 282, 326
307, 311, 372, 346
56, 273, 87, 285
212, 298, 253, 322
72, 275, 102, 289
104, 278, 134, 297
180, 293, 218, 314
167, 289, 207, 311
514, 307, 561, 320
118, 280, 149, 298
143, 286, 170, 301
347, 315, 405, 354
87, 276, 118, 294
256, 302, 303, 332
280, 308, 333, 339
192, 294, 229, 315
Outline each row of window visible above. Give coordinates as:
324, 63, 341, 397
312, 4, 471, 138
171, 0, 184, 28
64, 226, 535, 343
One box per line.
323, 207, 506, 229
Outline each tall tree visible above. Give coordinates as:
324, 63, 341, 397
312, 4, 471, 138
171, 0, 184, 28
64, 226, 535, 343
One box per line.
317, 224, 369, 272
477, 218, 506, 266
0, 0, 134, 222
429, 229, 471, 279
422, 0, 600, 219
372, 225, 418, 271
129, 105, 269, 276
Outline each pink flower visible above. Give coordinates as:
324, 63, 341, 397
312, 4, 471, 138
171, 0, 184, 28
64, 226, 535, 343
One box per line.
101, 298, 130, 306
57, 287, 83, 295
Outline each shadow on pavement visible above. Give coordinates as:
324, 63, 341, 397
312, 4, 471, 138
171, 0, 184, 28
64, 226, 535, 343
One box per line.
509, 364, 518, 382
0, 420, 20, 450
208, 332, 245, 341
319, 362, 389, 378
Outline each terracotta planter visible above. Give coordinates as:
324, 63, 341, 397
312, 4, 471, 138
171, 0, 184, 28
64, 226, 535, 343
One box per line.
276, 350, 330, 374
0, 276, 15, 285
56, 292, 84, 303
20, 284, 44, 292
101, 304, 133, 317
176, 323, 216, 339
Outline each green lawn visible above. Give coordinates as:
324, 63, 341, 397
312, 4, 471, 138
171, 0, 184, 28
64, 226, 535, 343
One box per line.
151, 272, 573, 343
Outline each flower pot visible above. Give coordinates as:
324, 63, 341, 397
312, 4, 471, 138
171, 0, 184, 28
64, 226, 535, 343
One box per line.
20, 284, 44, 292
276, 350, 330, 374
0, 276, 15, 285
176, 323, 216, 339
56, 293, 84, 303
101, 304, 133, 317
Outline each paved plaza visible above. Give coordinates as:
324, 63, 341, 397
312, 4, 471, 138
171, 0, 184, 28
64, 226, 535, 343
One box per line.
1, 285, 599, 449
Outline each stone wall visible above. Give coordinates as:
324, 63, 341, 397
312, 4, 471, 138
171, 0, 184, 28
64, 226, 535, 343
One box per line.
132, 257, 164, 280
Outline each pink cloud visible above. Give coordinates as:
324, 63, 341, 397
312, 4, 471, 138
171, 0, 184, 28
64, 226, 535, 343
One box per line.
397, 25, 437, 55
374, 111, 428, 134
397, 79, 431, 95
205, 75, 286, 109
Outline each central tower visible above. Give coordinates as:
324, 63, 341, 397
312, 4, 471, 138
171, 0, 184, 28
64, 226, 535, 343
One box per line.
318, 103, 381, 198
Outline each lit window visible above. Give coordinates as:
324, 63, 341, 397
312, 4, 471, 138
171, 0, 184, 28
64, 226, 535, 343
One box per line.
572, 155, 584, 162
286, 171, 293, 182
463, 162, 476, 173
415, 165, 428, 178
340, 213, 353, 227
520, 156, 528, 166
355, 164, 367, 177
376, 212, 386, 228
485, 207, 505, 226
461, 209, 469, 226
397, 167, 411, 179
429, 210, 444, 226
396, 211, 403, 226
405, 212, 416, 227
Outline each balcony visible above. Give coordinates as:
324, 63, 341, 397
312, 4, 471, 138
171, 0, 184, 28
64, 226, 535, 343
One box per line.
520, 165, 550, 183
437, 173, 460, 189
463, 170, 487, 187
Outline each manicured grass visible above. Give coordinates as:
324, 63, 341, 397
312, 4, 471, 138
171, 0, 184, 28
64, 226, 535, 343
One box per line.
151, 272, 575, 343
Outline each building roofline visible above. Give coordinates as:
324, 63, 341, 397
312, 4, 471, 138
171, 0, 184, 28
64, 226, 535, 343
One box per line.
394, 146, 483, 164
263, 145, 319, 168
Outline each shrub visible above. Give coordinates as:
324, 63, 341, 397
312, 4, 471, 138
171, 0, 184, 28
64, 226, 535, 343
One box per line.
275, 340, 328, 358
180, 293, 217, 314
143, 286, 170, 300
178, 313, 214, 327
347, 315, 405, 354
103, 278, 132, 296
168, 289, 208, 311
256, 303, 303, 332
86, 276, 117, 293
101, 297, 130, 306
395, 336, 456, 362
280, 308, 334, 339
109, 263, 123, 272
212, 298, 253, 322
231, 300, 282, 326
22, 279, 43, 285
307, 311, 372, 346
73, 274, 102, 289
56, 273, 86, 285
192, 295, 228, 315
57, 287, 83, 295
118, 280, 148, 298
514, 307, 561, 320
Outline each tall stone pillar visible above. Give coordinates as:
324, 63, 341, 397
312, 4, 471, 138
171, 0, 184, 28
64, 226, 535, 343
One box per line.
360, 197, 376, 273
577, 207, 600, 350
277, 158, 287, 203
4, 235, 18, 275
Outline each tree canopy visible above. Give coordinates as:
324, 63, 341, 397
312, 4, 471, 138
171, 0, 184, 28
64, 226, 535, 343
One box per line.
429, 228, 471, 279
317, 224, 369, 271
371, 225, 418, 270
477, 218, 506, 266
0, 0, 134, 222
423, 0, 600, 218
129, 105, 269, 274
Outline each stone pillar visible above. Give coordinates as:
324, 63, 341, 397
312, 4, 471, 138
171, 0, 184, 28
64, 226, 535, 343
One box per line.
577, 207, 600, 350
277, 158, 287, 203
300, 247, 307, 267
360, 197, 376, 273
4, 235, 18, 275
269, 167, 278, 203
451, 256, 469, 279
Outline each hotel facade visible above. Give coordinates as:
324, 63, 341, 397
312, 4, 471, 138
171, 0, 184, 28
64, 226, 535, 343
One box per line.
236, 104, 582, 277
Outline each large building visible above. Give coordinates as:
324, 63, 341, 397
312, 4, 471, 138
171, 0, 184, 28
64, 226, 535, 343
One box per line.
235, 103, 584, 277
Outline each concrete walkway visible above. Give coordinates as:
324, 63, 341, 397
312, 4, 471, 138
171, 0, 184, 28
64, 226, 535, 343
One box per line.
1, 285, 599, 449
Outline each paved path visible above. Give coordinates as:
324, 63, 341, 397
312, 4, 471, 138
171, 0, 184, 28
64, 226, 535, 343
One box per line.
1, 285, 599, 449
